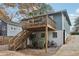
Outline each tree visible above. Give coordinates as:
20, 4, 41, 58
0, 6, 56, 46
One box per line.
0, 3, 18, 21
0, 3, 54, 22
28, 3, 54, 17
0, 6, 10, 21
0, 3, 39, 22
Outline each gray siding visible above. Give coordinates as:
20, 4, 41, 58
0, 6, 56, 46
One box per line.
62, 14, 70, 39
53, 14, 62, 30
2, 21, 7, 36
0, 20, 7, 36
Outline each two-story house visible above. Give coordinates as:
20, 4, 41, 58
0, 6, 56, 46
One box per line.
21, 10, 71, 47
9, 10, 71, 51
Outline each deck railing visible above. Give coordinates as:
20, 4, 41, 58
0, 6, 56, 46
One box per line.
22, 16, 56, 29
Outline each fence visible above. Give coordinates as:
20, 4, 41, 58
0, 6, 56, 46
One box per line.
0, 36, 13, 45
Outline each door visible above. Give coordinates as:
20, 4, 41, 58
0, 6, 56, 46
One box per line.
63, 30, 65, 44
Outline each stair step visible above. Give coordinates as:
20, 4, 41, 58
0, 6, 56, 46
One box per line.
9, 30, 32, 50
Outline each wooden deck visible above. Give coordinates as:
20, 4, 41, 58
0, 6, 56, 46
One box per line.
21, 15, 56, 53
21, 15, 56, 31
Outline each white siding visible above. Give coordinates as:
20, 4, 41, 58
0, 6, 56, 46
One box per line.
30, 31, 63, 46
48, 31, 63, 46
62, 14, 70, 39
7, 24, 22, 36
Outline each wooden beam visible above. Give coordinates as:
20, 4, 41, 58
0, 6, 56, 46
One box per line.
45, 26, 48, 53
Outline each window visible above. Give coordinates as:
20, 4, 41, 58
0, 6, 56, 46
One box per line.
14, 28, 16, 30
52, 32, 57, 38
41, 33, 45, 38
11, 27, 16, 30
11, 27, 13, 30
30, 33, 36, 38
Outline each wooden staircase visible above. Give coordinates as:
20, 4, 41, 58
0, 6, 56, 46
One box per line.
9, 30, 32, 50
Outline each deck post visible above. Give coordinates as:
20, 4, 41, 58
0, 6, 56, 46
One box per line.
45, 26, 48, 53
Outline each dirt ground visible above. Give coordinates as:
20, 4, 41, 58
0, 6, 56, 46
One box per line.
1, 35, 79, 56
0, 45, 59, 56
55, 35, 79, 56
17, 47, 59, 56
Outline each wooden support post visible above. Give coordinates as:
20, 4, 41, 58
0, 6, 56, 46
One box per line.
45, 26, 48, 53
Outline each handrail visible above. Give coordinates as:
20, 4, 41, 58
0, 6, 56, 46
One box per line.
14, 31, 32, 50
12, 31, 26, 46
14, 31, 26, 44
14, 32, 27, 49
22, 16, 56, 30
9, 30, 26, 48
9, 31, 24, 44
47, 18, 56, 29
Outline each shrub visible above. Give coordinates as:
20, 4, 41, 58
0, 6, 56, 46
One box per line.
38, 38, 45, 49
31, 38, 45, 49
71, 32, 79, 35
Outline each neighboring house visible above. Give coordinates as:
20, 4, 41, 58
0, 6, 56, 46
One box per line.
23, 10, 71, 47
0, 19, 22, 36
0, 20, 7, 36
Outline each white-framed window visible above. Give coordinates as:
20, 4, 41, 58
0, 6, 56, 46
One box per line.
52, 32, 57, 38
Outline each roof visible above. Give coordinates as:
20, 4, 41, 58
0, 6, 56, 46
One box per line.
46, 10, 71, 26
0, 19, 21, 27
6, 21, 21, 27
21, 10, 71, 26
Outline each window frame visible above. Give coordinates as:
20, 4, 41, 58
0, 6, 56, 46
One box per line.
52, 32, 57, 38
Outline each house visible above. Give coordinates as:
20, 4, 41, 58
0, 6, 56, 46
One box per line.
0, 19, 22, 36
6, 21, 22, 36
21, 10, 71, 47
0, 20, 7, 36
9, 10, 71, 52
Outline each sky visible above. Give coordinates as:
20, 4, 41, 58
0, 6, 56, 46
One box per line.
50, 3, 79, 31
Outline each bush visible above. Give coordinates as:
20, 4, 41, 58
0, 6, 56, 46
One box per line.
31, 38, 37, 48
38, 38, 45, 49
71, 32, 79, 35
31, 38, 45, 49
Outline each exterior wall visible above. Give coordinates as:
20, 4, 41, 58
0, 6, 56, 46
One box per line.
29, 31, 63, 46
1, 21, 7, 36
0, 20, 2, 35
0, 20, 7, 36
53, 14, 62, 30
48, 31, 63, 46
62, 14, 70, 39
7, 24, 22, 36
